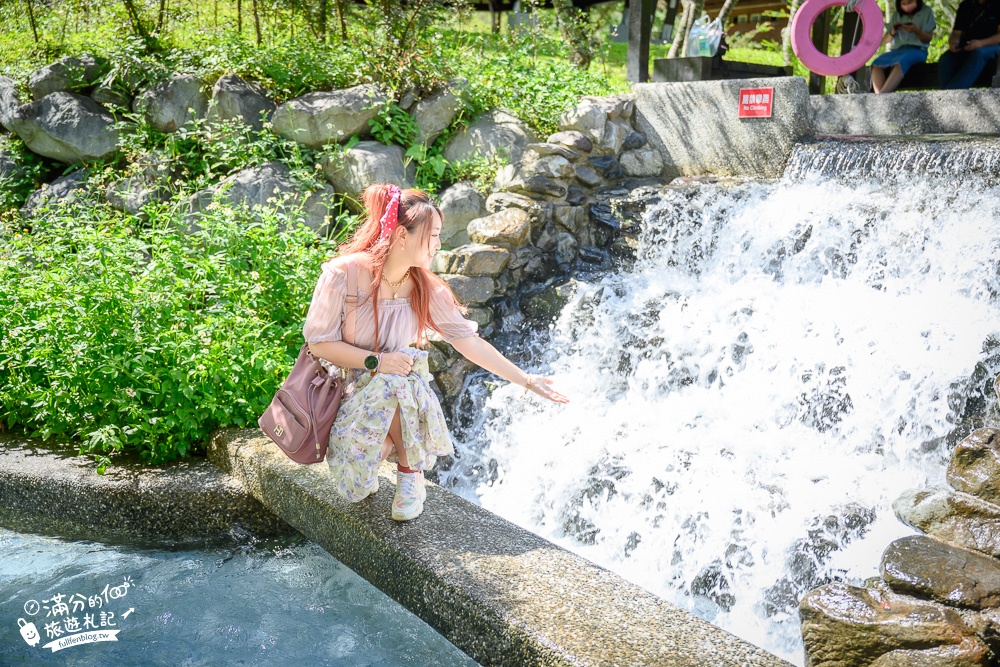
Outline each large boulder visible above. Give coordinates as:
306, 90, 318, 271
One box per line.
21, 169, 90, 216
0, 76, 21, 131
411, 80, 464, 145
800, 581, 978, 667
438, 274, 494, 305
28, 55, 109, 100
868, 638, 992, 667
441, 244, 510, 277
557, 99, 607, 144
207, 74, 275, 131
9, 92, 120, 164
133, 75, 209, 133
271, 85, 385, 149
881, 535, 1000, 610
322, 140, 414, 200
443, 109, 536, 164
0, 144, 17, 182
438, 181, 485, 247
485, 191, 551, 226
948, 429, 1000, 504
105, 151, 176, 217
467, 208, 531, 249
894, 486, 1000, 558
620, 147, 665, 177
187, 161, 335, 234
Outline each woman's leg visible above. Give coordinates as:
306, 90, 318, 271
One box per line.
387, 405, 410, 468
871, 66, 887, 93
878, 64, 905, 94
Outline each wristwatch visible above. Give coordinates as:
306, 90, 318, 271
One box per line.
364, 354, 379, 375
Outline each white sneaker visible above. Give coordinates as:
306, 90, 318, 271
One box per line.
392, 470, 424, 521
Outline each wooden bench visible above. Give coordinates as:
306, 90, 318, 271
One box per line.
854, 57, 1000, 91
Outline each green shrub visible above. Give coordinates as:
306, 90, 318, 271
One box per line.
0, 198, 339, 472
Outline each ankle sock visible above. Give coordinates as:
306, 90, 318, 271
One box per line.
397, 464, 420, 474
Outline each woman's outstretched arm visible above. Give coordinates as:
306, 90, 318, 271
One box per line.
450, 336, 569, 403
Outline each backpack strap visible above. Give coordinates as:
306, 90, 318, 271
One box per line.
343, 260, 359, 346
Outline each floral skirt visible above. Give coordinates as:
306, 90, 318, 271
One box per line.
323, 348, 453, 502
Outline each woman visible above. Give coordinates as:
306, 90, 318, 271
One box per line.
302, 183, 568, 521
870, 0, 936, 94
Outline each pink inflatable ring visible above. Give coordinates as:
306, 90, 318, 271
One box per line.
791, 0, 883, 77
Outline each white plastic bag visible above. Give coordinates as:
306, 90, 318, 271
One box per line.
686, 15, 723, 57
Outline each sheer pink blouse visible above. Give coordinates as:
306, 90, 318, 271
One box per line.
302, 257, 479, 352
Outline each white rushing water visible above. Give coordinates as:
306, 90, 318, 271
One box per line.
440, 139, 1000, 664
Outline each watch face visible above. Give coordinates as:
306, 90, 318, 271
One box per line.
364, 355, 378, 371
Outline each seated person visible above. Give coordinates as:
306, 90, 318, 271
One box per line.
939, 0, 1000, 88
871, 0, 936, 93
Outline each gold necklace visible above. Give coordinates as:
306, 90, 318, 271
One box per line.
381, 268, 410, 298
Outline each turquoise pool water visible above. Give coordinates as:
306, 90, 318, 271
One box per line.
0, 523, 478, 666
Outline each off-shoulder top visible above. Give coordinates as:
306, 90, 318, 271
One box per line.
302, 256, 479, 352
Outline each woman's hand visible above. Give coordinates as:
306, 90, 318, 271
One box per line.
965, 38, 985, 50
525, 375, 569, 404
378, 351, 413, 376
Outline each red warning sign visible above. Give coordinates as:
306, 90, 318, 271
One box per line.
738, 87, 774, 118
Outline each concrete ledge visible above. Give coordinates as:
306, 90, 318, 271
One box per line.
0, 434, 293, 539
811, 89, 1000, 135
208, 428, 792, 667
633, 77, 813, 178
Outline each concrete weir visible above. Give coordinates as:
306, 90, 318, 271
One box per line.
208, 428, 792, 667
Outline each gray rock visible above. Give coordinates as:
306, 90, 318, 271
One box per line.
434, 358, 474, 398
411, 80, 464, 145
558, 99, 606, 143
881, 535, 1000, 609
509, 175, 566, 199
574, 164, 603, 187
948, 429, 1000, 504
548, 130, 593, 152
622, 131, 647, 150
133, 75, 209, 133
554, 231, 578, 265
588, 155, 624, 179
521, 280, 578, 321
0, 144, 17, 181
620, 148, 664, 177
466, 307, 493, 327
188, 161, 334, 234
105, 150, 176, 217
468, 208, 531, 249
91, 85, 132, 109
272, 85, 385, 149
0, 76, 21, 131
530, 155, 574, 180
443, 109, 535, 164
207, 74, 275, 131
438, 274, 494, 305
22, 169, 90, 216
554, 205, 588, 235
28, 55, 109, 100
430, 249, 454, 274
438, 181, 485, 247
868, 638, 991, 667
447, 244, 510, 276
485, 191, 548, 222
323, 140, 415, 201
598, 119, 630, 155
894, 486, 1000, 558
527, 142, 581, 161
10, 92, 120, 164
566, 184, 587, 206
800, 580, 977, 667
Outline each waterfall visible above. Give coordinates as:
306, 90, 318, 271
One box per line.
439, 137, 1000, 664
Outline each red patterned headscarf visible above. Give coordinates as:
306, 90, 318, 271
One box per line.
378, 185, 402, 242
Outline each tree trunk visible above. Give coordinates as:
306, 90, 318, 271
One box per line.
552, 0, 594, 69
121, 0, 154, 45
716, 0, 738, 29
667, 0, 694, 57
335, 0, 347, 41
318, 0, 328, 41
783, 0, 802, 66
237, 0, 242, 34
25, 0, 39, 44
252, 0, 261, 44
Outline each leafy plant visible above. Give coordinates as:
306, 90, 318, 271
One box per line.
369, 103, 419, 148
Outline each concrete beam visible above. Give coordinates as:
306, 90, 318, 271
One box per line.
207, 428, 792, 667
811, 89, 1000, 136
632, 77, 814, 178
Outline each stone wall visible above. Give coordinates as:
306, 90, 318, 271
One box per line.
811, 89, 1000, 136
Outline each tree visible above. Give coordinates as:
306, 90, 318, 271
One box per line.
551, 0, 597, 68
668, 0, 704, 58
